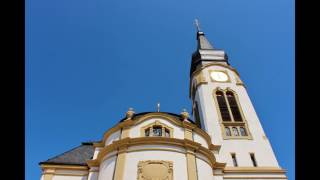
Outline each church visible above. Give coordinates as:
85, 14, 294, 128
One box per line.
39, 24, 287, 180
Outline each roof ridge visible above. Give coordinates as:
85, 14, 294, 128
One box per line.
81, 141, 97, 145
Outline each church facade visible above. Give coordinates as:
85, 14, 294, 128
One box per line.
39, 28, 287, 180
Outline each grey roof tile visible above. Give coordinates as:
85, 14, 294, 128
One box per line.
39, 143, 95, 166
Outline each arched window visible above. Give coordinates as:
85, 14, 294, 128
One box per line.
216, 91, 232, 121
225, 127, 231, 136
165, 128, 170, 137
194, 102, 202, 128
215, 89, 251, 139
240, 127, 247, 136
226, 91, 243, 122
232, 127, 239, 136
142, 121, 174, 138
153, 126, 162, 137
145, 128, 150, 137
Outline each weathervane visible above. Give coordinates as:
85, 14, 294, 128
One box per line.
157, 102, 160, 112
194, 18, 201, 32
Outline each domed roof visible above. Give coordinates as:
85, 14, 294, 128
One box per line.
119, 111, 195, 124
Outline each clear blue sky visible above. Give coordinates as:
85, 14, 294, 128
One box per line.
26, 0, 294, 179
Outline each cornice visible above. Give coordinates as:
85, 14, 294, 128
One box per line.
223, 167, 287, 173
189, 62, 241, 99
40, 164, 89, 170
87, 137, 226, 170
192, 63, 240, 78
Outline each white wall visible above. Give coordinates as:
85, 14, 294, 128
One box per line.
193, 133, 209, 148
122, 148, 188, 180
97, 144, 216, 180
98, 155, 116, 180
87, 172, 99, 180
196, 157, 213, 180
105, 130, 121, 146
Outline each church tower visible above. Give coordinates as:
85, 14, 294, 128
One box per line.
190, 25, 282, 169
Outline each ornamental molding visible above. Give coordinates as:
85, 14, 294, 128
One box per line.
87, 137, 226, 170
94, 113, 220, 152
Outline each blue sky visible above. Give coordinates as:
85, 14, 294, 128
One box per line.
26, 0, 294, 179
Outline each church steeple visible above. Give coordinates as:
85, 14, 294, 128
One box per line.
191, 20, 229, 76
189, 20, 286, 178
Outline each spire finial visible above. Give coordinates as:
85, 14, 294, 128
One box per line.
157, 102, 160, 112
181, 108, 190, 121
194, 18, 201, 32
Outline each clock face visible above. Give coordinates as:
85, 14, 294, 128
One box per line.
210, 71, 229, 82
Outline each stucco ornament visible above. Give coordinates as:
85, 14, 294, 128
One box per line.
180, 109, 190, 121
125, 107, 135, 120
137, 160, 173, 180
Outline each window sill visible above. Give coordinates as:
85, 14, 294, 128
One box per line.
222, 121, 246, 126
223, 136, 253, 140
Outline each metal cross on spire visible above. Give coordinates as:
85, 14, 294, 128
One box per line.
157, 102, 160, 112
194, 18, 201, 32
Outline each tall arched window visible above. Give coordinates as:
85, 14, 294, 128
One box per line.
226, 91, 243, 122
194, 102, 202, 128
216, 91, 232, 121
214, 89, 251, 139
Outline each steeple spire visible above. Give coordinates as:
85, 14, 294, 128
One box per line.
196, 32, 214, 50
194, 19, 214, 50
190, 19, 229, 76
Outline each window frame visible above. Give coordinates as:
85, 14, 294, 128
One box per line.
141, 121, 174, 138
240, 126, 247, 136
232, 127, 239, 136
225, 127, 231, 136
213, 88, 252, 140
